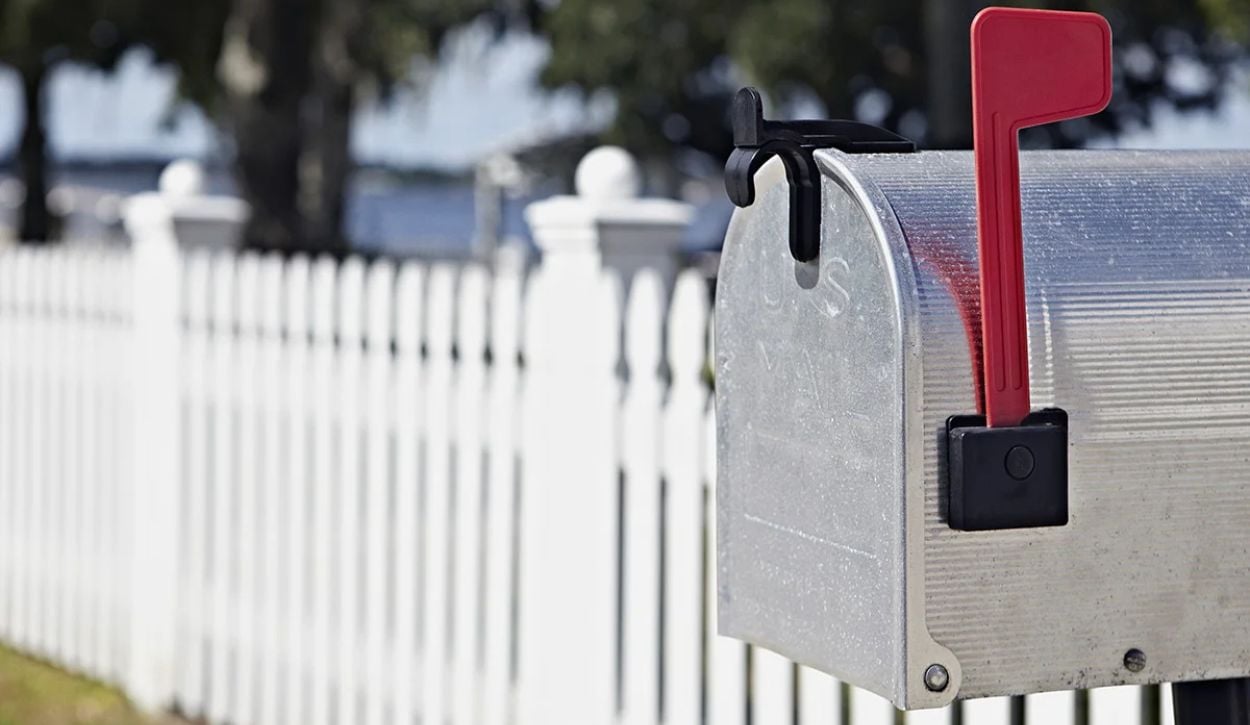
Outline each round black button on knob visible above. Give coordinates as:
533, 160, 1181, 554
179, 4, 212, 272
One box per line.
1005, 445, 1035, 480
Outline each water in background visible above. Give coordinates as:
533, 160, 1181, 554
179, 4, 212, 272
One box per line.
0, 165, 730, 255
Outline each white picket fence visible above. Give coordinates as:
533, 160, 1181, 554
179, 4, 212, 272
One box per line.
0, 150, 1179, 725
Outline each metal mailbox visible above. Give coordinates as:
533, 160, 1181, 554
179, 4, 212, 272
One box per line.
715, 7, 1250, 713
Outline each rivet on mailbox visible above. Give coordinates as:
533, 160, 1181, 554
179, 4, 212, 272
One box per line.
716, 5, 1250, 718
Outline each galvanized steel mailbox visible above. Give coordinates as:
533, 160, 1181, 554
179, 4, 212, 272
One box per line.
715, 7, 1250, 713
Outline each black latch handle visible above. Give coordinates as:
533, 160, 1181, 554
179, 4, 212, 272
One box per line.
724, 87, 915, 263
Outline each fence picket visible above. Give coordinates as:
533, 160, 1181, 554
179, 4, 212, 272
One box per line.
281, 256, 312, 725
15, 251, 35, 656
29, 252, 50, 658
231, 254, 263, 725
849, 685, 896, 725
335, 258, 367, 725
363, 260, 396, 725
105, 251, 132, 685
178, 250, 212, 713
903, 703, 949, 724
664, 271, 709, 725
0, 252, 14, 645
67, 253, 89, 675
753, 648, 796, 725
392, 262, 426, 725
65, 250, 84, 669
1089, 685, 1143, 725
705, 394, 748, 725
1026, 689, 1075, 725
50, 250, 70, 666
962, 696, 1011, 725
207, 252, 237, 723
798, 667, 840, 725
308, 257, 338, 725
482, 259, 522, 725
621, 270, 664, 725
81, 251, 105, 680
423, 264, 457, 725
258, 256, 286, 725
452, 265, 489, 725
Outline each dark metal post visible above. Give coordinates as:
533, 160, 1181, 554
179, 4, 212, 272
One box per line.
1173, 678, 1250, 725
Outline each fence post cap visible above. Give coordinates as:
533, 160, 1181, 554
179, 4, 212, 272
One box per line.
159, 159, 206, 198
575, 145, 641, 201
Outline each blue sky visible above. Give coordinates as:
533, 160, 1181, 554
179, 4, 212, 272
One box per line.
0, 31, 1244, 169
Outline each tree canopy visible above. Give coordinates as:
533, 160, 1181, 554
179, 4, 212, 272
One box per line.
0, 0, 229, 241
538, 0, 1250, 169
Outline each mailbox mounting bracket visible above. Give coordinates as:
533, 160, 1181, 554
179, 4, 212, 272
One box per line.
724, 86, 915, 263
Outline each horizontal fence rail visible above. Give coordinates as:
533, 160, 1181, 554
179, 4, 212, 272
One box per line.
0, 239, 1174, 725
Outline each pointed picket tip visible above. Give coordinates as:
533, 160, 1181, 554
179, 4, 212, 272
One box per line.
60, 249, 80, 317
490, 260, 523, 360
365, 259, 396, 350
311, 256, 338, 344
259, 254, 285, 337
183, 251, 213, 329
0, 248, 14, 311
283, 255, 312, 341
394, 262, 426, 354
457, 264, 490, 360
337, 256, 367, 345
625, 268, 665, 373
668, 270, 710, 377
426, 263, 458, 358
210, 251, 237, 331
235, 253, 263, 335
596, 268, 625, 369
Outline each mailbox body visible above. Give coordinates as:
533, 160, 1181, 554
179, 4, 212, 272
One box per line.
716, 149, 1250, 709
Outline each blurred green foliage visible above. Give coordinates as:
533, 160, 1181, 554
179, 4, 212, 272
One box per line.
0, 0, 1245, 248
211, 0, 542, 252
537, 0, 1249, 166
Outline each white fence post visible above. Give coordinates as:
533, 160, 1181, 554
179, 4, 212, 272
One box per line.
518, 232, 620, 725
528, 146, 693, 293
122, 193, 183, 711
517, 145, 694, 725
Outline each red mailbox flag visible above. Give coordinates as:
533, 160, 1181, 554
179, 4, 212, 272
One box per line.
971, 7, 1112, 427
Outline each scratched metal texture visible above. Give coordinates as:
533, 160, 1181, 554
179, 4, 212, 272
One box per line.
717, 148, 1250, 707
716, 157, 909, 703
841, 149, 1250, 700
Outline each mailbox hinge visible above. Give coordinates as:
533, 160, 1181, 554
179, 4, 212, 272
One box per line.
724, 87, 915, 263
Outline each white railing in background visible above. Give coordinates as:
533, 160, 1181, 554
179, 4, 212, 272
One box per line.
0, 147, 1175, 725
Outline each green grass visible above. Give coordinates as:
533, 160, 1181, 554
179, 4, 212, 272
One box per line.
0, 646, 178, 725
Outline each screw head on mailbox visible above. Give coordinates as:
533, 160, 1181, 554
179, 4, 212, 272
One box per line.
716, 5, 1250, 714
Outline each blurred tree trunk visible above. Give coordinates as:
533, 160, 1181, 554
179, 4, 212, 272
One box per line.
220, 0, 313, 253
301, 0, 363, 255
18, 62, 50, 243
924, 0, 989, 149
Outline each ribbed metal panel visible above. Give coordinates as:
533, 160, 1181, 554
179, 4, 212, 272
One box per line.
843, 149, 1250, 698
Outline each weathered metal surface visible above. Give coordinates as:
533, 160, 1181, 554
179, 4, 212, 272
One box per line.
716, 148, 1250, 709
